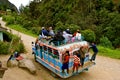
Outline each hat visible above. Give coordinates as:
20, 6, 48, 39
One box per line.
42, 27, 45, 29
77, 29, 80, 32
67, 29, 69, 31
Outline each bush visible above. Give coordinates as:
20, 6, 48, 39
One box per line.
100, 36, 113, 49
31, 27, 41, 35
14, 42, 26, 53
81, 29, 96, 42
23, 21, 33, 30
11, 35, 25, 53
3, 31, 13, 42
55, 21, 64, 32
2, 15, 15, 25
0, 41, 10, 54
64, 24, 80, 34
0, 31, 25, 54
55, 21, 80, 33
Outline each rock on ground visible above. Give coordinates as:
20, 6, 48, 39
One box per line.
18, 59, 36, 74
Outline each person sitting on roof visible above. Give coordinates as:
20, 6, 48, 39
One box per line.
49, 31, 65, 46
48, 27, 55, 37
65, 28, 72, 34
75, 29, 82, 41
63, 31, 72, 43
39, 27, 49, 38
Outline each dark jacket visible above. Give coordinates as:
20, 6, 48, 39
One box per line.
91, 44, 98, 53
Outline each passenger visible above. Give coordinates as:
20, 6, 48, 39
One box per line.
75, 29, 81, 41
32, 42, 35, 54
89, 42, 98, 62
79, 46, 85, 67
65, 28, 72, 34
49, 31, 65, 46
35, 38, 39, 49
39, 27, 49, 38
63, 31, 72, 43
72, 53, 81, 73
62, 51, 70, 74
72, 29, 80, 42
48, 27, 55, 37
76, 51, 81, 60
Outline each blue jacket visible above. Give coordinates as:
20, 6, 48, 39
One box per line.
91, 44, 98, 53
41, 29, 49, 36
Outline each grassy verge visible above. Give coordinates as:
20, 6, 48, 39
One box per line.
98, 46, 120, 59
8, 24, 37, 37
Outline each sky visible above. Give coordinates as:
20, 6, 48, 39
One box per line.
8, 0, 33, 9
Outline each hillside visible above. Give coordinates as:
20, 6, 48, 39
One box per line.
0, 0, 18, 12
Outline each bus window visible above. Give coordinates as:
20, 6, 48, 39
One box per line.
43, 46, 47, 52
48, 47, 52, 55
53, 49, 59, 59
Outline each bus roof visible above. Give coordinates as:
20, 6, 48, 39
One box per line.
56, 41, 88, 52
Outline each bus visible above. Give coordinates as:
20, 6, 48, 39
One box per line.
32, 37, 95, 78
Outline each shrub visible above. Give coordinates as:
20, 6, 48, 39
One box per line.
81, 29, 96, 42
64, 24, 80, 34
31, 27, 41, 35
0, 31, 25, 54
55, 21, 64, 32
55, 21, 80, 33
2, 15, 15, 25
3, 31, 13, 42
100, 36, 113, 49
0, 41, 10, 54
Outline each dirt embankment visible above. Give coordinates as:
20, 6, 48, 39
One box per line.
0, 17, 120, 80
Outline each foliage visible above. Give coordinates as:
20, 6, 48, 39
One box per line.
3, 31, 13, 42
0, 31, 25, 55
81, 29, 96, 42
0, 41, 10, 54
2, 15, 15, 25
2, 0, 120, 48
8, 24, 37, 37
98, 46, 120, 59
100, 36, 113, 49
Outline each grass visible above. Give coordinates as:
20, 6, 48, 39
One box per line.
8, 24, 37, 37
98, 46, 120, 59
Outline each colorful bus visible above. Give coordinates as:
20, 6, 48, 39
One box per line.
32, 38, 95, 78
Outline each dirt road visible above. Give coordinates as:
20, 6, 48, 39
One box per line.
0, 18, 120, 80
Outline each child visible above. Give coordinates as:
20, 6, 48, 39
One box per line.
72, 53, 81, 73
62, 51, 70, 74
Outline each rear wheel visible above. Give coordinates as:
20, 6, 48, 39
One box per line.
84, 68, 89, 71
50, 72, 58, 78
